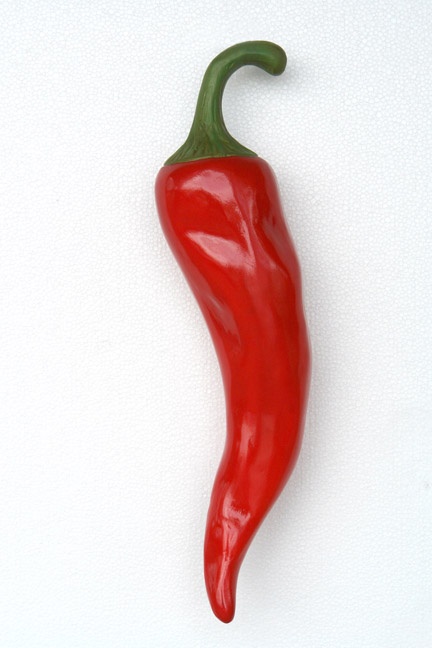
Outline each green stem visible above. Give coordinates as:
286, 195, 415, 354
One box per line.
165, 41, 287, 166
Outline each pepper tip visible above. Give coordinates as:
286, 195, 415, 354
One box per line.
210, 590, 235, 624
205, 554, 238, 623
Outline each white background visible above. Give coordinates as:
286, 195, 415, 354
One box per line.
1, 1, 431, 646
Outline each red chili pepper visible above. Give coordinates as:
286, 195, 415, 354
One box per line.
155, 41, 310, 623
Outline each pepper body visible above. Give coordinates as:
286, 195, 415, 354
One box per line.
156, 155, 310, 622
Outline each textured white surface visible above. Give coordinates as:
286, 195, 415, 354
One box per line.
1, 1, 432, 646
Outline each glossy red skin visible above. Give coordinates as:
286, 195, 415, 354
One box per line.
155, 156, 310, 623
